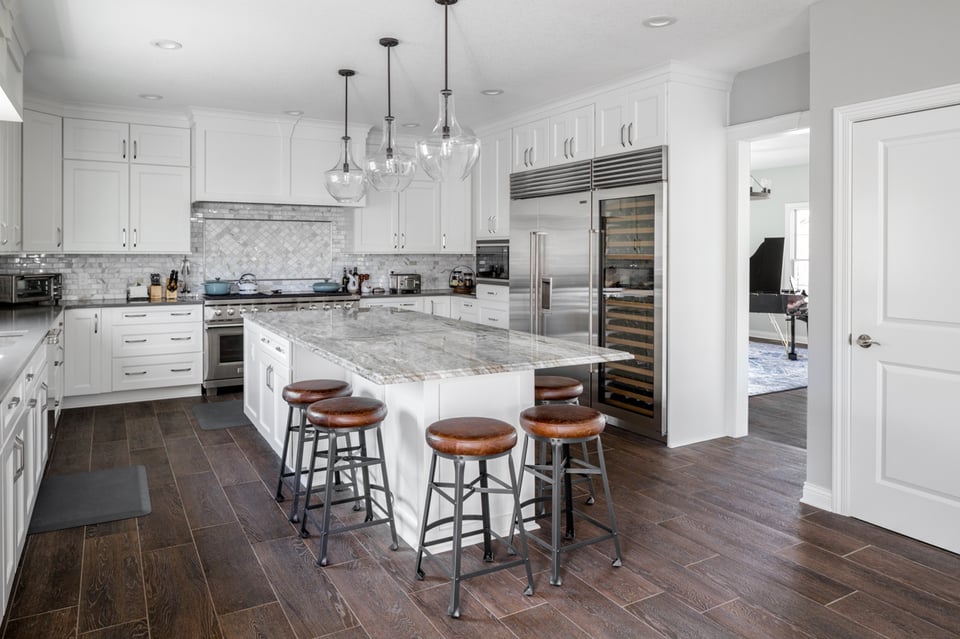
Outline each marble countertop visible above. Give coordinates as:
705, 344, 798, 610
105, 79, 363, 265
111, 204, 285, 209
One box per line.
248, 306, 631, 385
63, 298, 203, 309
0, 306, 64, 399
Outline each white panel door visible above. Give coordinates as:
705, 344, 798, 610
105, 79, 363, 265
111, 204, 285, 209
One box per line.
849, 103, 960, 553
63, 159, 129, 252
22, 109, 63, 252
130, 124, 190, 166
399, 180, 440, 253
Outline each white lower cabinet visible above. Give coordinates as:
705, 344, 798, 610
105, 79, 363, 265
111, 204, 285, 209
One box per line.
425, 296, 451, 318
360, 298, 425, 313
452, 297, 479, 323
2, 418, 27, 616
254, 328, 291, 450
243, 321, 261, 425
475, 284, 509, 328
65, 305, 202, 400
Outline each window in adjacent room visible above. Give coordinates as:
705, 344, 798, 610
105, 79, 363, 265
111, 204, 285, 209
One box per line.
785, 203, 809, 292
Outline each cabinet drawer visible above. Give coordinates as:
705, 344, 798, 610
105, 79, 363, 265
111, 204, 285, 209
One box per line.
256, 328, 290, 366
106, 305, 201, 325
478, 305, 508, 327
2, 377, 24, 441
452, 298, 479, 323
112, 352, 202, 391
112, 322, 201, 356
476, 284, 508, 302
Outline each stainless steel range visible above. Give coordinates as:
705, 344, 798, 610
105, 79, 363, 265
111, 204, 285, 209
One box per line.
203, 291, 359, 394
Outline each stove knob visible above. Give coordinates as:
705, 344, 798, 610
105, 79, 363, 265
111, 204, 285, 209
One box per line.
239, 308, 246, 314
322, 303, 331, 311
344, 301, 354, 309
309, 304, 318, 310
267, 307, 274, 312
226, 308, 235, 316
252, 307, 260, 313
298, 306, 306, 311
214, 309, 223, 316
334, 303, 342, 309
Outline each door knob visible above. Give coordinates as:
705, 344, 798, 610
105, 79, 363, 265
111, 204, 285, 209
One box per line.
856, 334, 881, 348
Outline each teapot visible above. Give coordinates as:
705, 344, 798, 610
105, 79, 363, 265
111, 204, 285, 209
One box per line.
237, 272, 258, 294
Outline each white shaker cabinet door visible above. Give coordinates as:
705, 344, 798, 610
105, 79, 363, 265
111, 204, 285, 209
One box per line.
64, 308, 105, 396
354, 187, 399, 252
63, 160, 129, 252
129, 164, 190, 253
22, 110, 63, 253
130, 124, 190, 166
63, 118, 129, 162
398, 180, 440, 253
474, 130, 511, 238
439, 176, 472, 253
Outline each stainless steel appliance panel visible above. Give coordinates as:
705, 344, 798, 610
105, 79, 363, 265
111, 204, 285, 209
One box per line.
204, 324, 245, 390
475, 239, 509, 284
510, 192, 594, 400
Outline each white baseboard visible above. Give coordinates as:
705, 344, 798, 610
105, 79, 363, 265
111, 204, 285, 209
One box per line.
63, 385, 202, 409
801, 482, 833, 511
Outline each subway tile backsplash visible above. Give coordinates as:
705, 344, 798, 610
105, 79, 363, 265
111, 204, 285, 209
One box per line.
0, 202, 474, 300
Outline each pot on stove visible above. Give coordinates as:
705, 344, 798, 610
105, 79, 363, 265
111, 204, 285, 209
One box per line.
203, 278, 231, 295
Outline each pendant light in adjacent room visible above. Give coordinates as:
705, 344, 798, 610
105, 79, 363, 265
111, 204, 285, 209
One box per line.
323, 69, 368, 203
364, 37, 417, 192
415, 0, 480, 182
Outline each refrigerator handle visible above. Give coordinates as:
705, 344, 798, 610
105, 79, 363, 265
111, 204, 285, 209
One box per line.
529, 231, 539, 335
588, 228, 598, 347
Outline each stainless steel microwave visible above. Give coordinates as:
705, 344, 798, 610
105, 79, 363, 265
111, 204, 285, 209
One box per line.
0, 273, 62, 305
475, 240, 508, 284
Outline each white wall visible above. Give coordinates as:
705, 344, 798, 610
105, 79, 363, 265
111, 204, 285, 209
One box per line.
730, 54, 809, 125
749, 164, 809, 343
806, 0, 960, 491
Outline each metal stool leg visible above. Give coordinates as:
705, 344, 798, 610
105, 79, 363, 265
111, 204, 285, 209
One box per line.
595, 437, 622, 567
563, 443, 575, 540
373, 427, 399, 551
580, 441, 596, 504
508, 455, 535, 596
448, 457, 466, 618
275, 404, 295, 502
288, 409, 313, 522
479, 459, 493, 562
299, 426, 322, 538
317, 434, 339, 567
550, 439, 563, 587
414, 452, 439, 580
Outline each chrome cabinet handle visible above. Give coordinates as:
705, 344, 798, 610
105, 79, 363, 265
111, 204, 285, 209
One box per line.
125, 371, 148, 376
125, 338, 148, 343
133, 228, 138, 248
170, 336, 191, 341
627, 122, 634, 145
28, 398, 38, 408
125, 313, 148, 318
94, 312, 99, 334
393, 233, 398, 249
122, 139, 127, 159
266, 364, 274, 391
7, 396, 20, 410
442, 233, 446, 250
570, 136, 576, 157
14, 436, 24, 480
588, 228, 598, 346
122, 227, 127, 248
170, 312, 192, 316
133, 139, 138, 160
57, 226, 62, 247
170, 368, 192, 373
856, 334, 881, 348
619, 124, 626, 147
401, 233, 406, 248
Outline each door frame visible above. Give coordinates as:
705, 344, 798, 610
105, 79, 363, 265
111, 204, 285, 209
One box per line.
725, 111, 809, 439
832, 82, 960, 514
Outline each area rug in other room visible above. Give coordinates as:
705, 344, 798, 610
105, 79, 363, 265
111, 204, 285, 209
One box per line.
748, 340, 808, 396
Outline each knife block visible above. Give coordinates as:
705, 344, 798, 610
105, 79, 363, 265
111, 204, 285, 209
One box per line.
149, 285, 163, 301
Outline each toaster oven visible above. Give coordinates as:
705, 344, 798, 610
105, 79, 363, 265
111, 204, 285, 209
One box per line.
0, 273, 62, 306
388, 273, 421, 294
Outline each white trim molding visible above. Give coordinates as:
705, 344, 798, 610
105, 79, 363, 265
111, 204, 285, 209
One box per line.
831, 82, 960, 516
801, 482, 833, 511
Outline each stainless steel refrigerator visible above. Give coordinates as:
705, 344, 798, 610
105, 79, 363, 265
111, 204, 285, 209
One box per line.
509, 183, 666, 441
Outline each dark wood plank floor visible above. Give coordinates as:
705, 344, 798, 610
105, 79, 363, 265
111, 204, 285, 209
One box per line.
749, 388, 807, 449
3, 392, 959, 638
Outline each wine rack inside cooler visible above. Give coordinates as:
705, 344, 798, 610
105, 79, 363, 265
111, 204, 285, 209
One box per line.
597, 194, 660, 425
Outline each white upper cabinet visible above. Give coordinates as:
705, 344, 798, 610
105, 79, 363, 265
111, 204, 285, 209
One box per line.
353, 176, 471, 254
0, 8, 25, 121
62, 117, 190, 253
192, 111, 365, 207
63, 119, 190, 166
512, 118, 548, 172
0, 120, 20, 253
595, 83, 666, 157
22, 110, 63, 253
474, 130, 511, 238
548, 105, 594, 165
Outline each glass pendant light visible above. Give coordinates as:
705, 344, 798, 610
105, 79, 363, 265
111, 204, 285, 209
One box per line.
364, 38, 417, 192
415, 0, 480, 182
324, 69, 368, 203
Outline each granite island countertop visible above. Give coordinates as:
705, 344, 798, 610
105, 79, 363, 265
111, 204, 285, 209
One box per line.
247, 306, 631, 385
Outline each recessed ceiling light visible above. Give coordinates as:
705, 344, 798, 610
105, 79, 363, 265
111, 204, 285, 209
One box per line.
284, 110, 304, 116
401, 122, 420, 128
642, 15, 677, 28
151, 39, 183, 50
481, 89, 504, 96
139, 94, 164, 100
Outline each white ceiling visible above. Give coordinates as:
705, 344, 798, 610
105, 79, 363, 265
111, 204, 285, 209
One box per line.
17, 0, 815, 132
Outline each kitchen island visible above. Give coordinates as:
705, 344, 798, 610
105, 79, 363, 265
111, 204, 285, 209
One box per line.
243, 306, 631, 548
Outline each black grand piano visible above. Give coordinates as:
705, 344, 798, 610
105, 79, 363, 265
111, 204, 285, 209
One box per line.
749, 237, 808, 360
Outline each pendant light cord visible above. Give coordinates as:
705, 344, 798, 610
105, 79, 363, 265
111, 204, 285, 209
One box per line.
386, 44, 394, 154
442, 2, 450, 134
343, 73, 349, 141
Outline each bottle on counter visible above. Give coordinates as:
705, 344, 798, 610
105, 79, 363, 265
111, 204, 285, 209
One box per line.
342, 267, 349, 291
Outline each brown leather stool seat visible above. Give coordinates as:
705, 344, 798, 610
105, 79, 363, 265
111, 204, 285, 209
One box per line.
275, 380, 353, 524
533, 375, 583, 403
416, 417, 534, 618
300, 396, 398, 566
532, 377, 597, 504
512, 403, 622, 587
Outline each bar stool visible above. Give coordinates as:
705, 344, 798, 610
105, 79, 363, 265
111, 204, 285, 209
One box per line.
513, 404, 622, 586
274, 379, 353, 523
534, 375, 596, 504
415, 417, 534, 618
301, 396, 399, 566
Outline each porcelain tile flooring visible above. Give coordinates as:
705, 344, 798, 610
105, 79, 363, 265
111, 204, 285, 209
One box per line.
2, 392, 959, 638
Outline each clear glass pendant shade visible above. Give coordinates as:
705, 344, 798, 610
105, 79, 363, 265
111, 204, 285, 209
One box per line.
364, 117, 417, 192
416, 89, 480, 182
324, 136, 367, 203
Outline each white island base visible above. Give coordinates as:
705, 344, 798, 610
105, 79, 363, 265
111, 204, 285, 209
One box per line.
294, 346, 535, 550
